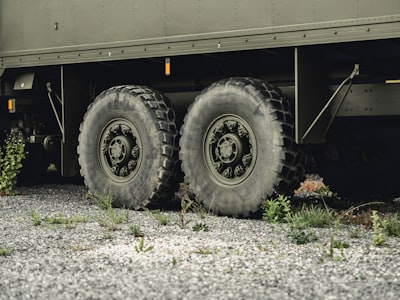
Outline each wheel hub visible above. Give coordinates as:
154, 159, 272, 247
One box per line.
109, 136, 131, 164
205, 115, 256, 185
100, 120, 141, 181
216, 133, 243, 164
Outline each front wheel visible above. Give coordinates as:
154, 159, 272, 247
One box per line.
179, 77, 303, 217
78, 85, 178, 209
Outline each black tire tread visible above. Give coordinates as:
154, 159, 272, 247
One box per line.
78, 85, 178, 208
180, 77, 303, 216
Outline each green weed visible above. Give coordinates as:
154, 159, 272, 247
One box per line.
289, 205, 335, 228
149, 209, 170, 226
0, 246, 12, 256
262, 194, 291, 223
194, 247, 214, 255
171, 257, 177, 266
192, 222, 209, 232
0, 131, 26, 196
371, 210, 387, 246
288, 226, 317, 244
128, 224, 144, 237
97, 208, 127, 231
178, 197, 193, 229
385, 213, 400, 238
325, 234, 349, 261
135, 237, 154, 253
94, 194, 127, 231
30, 210, 41, 226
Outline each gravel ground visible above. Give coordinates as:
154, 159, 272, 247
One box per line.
1, 184, 400, 300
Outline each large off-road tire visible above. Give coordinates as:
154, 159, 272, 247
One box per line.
78, 85, 178, 209
179, 77, 303, 217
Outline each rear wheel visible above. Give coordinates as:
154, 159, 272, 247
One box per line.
78, 85, 178, 209
180, 77, 303, 217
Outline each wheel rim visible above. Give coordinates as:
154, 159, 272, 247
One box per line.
204, 114, 257, 185
99, 118, 142, 183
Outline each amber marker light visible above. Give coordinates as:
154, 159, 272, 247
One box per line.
8, 98, 15, 113
165, 57, 171, 76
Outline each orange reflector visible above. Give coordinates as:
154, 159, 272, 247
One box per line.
165, 58, 171, 76
8, 98, 15, 113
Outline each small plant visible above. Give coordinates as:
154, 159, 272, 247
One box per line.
371, 210, 387, 246
94, 194, 127, 231
171, 257, 177, 266
192, 222, 209, 232
30, 210, 42, 226
325, 234, 349, 261
194, 247, 214, 255
103, 232, 113, 240
289, 205, 334, 228
288, 225, 317, 244
385, 213, 400, 238
262, 194, 291, 223
95, 193, 113, 210
315, 185, 338, 199
128, 224, 144, 237
44, 213, 71, 225
135, 237, 154, 253
178, 197, 193, 228
348, 226, 364, 239
97, 208, 127, 231
0, 246, 12, 256
149, 209, 170, 226
0, 130, 26, 196
177, 183, 207, 218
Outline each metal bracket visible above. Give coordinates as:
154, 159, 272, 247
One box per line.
301, 64, 359, 143
46, 82, 64, 138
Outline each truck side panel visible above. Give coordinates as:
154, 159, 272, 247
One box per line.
1, 0, 400, 69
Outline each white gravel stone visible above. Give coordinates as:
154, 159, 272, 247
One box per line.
1, 184, 400, 299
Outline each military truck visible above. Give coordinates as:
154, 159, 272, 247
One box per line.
1, 0, 400, 216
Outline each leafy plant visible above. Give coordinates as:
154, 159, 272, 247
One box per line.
371, 210, 387, 246
103, 232, 113, 240
30, 210, 41, 226
177, 183, 207, 218
97, 208, 127, 231
194, 247, 214, 255
385, 213, 400, 238
135, 237, 154, 253
149, 209, 170, 226
44, 213, 71, 225
0, 246, 12, 256
262, 194, 291, 223
325, 234, 349, 261
289, 205, 335, 228
0, 131, 26, 195
178, 197, 193, 228
128, 224, 144, 237
95, 193, 113, 211
192, 222, 209, 232
171, 257, 177, 266
288, 225, 317, 244
94, 193, 127, 231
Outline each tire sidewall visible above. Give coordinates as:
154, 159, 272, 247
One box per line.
180, 84, 284, 215
79, 90, 161, 208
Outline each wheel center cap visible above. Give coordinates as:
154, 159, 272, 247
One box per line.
216, 133, 242, 164
219, 140, 233, 158
109, 136, 131, 163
